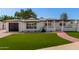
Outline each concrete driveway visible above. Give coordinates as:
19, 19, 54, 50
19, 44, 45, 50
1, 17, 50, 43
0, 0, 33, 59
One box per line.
0, 30, 13, 38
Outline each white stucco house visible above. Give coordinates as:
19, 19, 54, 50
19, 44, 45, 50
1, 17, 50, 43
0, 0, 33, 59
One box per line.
0, 18, 79, 32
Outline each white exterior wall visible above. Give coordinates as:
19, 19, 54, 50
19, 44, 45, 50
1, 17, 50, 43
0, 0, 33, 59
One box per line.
55, 22, 61, 31
19, 22, 26, 32
19, 21, 79, 32
4, 20, 79, 32
77, 24, 79, 32
19, 22, 40, 32
77, 21, 79, 32
20, 21, 79, 32
63, 21, 77, 31
46, 28, 55, 32
37, 21, 56, 32
5, 22, 9, 32
0, 22, 3, 30
0, 22, 8, 31
54, 21, 78, 31
46, 21, 56, 32
5, 22, 21, 32
25, 24, 40, 32
37, 22, 55, 32
63, 28, 76, 31
37, 22, 45, 31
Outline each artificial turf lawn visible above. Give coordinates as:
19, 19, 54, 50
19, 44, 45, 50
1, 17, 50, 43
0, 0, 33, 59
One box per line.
0, 33, 71, 50
66, 32, 79, 39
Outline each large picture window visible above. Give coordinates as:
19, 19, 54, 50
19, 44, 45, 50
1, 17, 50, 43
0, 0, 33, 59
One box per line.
48, 22, 53, 28
26, 22, 37, 29
44, 22, 53, 28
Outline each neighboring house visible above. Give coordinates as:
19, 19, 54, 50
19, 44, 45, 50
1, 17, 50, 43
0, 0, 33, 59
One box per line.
0, 18, 79, 32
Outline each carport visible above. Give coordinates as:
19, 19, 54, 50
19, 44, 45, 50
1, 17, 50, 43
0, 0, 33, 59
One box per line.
9, 23, 19, 31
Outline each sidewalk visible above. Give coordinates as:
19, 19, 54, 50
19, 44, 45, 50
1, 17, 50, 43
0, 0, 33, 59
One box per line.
39, 42, 79, 50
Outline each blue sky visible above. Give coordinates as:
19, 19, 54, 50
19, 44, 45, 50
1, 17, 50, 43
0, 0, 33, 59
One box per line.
0, 8, 79, 19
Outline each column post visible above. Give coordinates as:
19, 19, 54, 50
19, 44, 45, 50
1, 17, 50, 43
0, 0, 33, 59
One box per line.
47, 20, 48, 29
61, 21, 64, 32
77, 21, 79, 32
54, 20, 56, 31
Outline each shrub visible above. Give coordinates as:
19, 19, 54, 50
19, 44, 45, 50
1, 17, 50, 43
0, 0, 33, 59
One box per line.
41, 28, 46, 32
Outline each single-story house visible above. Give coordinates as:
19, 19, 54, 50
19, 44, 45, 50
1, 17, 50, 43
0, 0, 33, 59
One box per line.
0, 18, 79, 32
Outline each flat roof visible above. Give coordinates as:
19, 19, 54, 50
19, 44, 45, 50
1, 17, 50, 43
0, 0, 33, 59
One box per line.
4, 19, 79, 22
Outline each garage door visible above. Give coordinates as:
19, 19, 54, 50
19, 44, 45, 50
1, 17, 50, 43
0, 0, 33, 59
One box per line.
9, 23, 19, 31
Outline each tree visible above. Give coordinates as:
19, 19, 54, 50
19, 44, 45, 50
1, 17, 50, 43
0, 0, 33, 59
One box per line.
26, 8, 37, 19
60, 13, 68, 20
15, 11, 22, 19
14, 8, 37, 19
1, 15, 14, 21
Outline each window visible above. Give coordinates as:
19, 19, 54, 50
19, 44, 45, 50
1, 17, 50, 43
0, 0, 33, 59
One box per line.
26, 22, 37, 29
48, 22, 51, 26
44, 22, 53, 28
60, 23, 65, 26
60, 23, 62, 26
48, 22, 53, 28
65, 22, 73, 28
45, 23, 47, 26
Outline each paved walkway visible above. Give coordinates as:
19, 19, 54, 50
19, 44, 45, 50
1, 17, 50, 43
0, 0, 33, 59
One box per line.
57, 32, 79, 43
39, 32, 79, 50
0, 30, 6, 33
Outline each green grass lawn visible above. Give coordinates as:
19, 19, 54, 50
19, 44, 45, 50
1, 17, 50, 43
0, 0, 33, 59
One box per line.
0, 33, 71, 50
66, 32, 79, 39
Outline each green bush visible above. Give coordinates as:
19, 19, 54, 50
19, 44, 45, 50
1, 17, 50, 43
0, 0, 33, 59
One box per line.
41, 28, 46, 32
